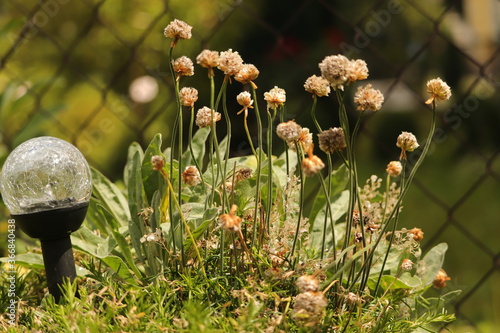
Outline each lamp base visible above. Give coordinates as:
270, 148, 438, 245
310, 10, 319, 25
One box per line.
11, 202, 88, 240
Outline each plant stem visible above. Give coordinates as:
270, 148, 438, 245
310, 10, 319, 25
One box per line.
251, 86, 263, 248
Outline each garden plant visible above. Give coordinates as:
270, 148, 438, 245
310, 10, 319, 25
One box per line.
1, 19, 459, 332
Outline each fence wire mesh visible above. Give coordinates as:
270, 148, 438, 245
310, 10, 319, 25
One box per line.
1, 0, 499, 330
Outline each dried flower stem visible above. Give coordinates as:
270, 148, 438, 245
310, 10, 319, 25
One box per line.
188, 106, 207, 205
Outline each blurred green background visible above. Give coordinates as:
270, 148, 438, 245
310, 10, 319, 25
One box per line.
1, 0, 499, 331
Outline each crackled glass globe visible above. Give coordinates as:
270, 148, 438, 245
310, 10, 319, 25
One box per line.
0, 136, 92, 215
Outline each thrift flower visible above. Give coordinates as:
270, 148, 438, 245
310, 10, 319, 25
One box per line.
347, 59, 369, 82
396, 131, 419, 160
217, 49, 243, 76
182, 166, 201, 186
234, 64, 259, 88
353, 84, 384, 111
408, 227, 424, 242
276, 120, 302, 142
433, 269, 451, 289
219, 204, 242, 232
296, 275, 320, 293
172, 56, 194, 79
401, 259, 413, 271
164, 19, 192, 47
196, 106, 221, 128
196, 49, 219, 77
386, 161, 402, 177
425, 77, 451, 104
302, 146, 325, 177
179, 87, 198, 107
293, 291, 328, 322
317, 127, 346, 153
290, 127, 313, 153
236, 91, 254, 115
319, 54, 350, 90
264, 86, 286, 109
304, 75, 331, 97
151, 155, 165, 170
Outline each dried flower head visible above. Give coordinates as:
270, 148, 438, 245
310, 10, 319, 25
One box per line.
293, 291, 328, 321
276, 120, 302, 142
234, 64, 259, 88
296, 275, 321, 293
304, 75, 331, 97
386, 161, 402, 177
433, 269, 451, 289
196, 49, 219, 69
354, 84, 384, 111
347, 59, 369, 82
219, 204, 242, 232
236, 91, 254, 115
235, 167, 252, 182
408, 227, 424, 242
196, 106, 221, 128
179, 87, 198, 107
151, 155, 165, 171
345, 292, 361, 306
164, 19, 192, 47
293, 127, 314, 153
302, 154, 325, 177
401, 259, 413, 271
317, 127, 346, 153
140, 228, 163, 243
182, 166, 201, 186
319, 54, 350, 90
217, 49, 243, 76
396, 131, 419, 160
172, 56, 194, 79
426, 77, 451, 104
264, 86, 286, 109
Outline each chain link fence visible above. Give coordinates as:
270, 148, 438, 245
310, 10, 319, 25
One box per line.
1, 0, 499, 330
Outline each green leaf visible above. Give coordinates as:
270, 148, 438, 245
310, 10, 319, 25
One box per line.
309, 189, 349, 251
182, 127, 210, 167
91, 167, 131, 228
72, 226, 116, 258
100, 255, 140, 285
0, 253, 90, 277
96, 204, 142, 278
367, 275, 415, 291
418, 243, 448, 287
127, 149, 148, 267
142, 133, 167, 203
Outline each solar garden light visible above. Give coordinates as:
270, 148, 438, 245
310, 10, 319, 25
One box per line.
1, 136, 92, 302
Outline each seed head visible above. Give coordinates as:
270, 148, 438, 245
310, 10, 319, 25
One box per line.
234, 64, 259, 87
401, 259, 413, 271
235, 168, 252, 182
196, 49, 219, 69
182, 166, 201, 186
302, 154, 325, 177
164, 19, 192, 47
345, 292, 361, 306
151, 155, 165, 171
179, 87, 198, 107
408, 227, 424, 242
264, 86, 286, 109
217, 49, 243, 76
347, 59, 369, 82
219, 204, 242, 232
236, 91, 254, 115
276, 120, 302, 142
290, 127, 314, 153
396, 131, 419, 160
319, 54, 350, 90
293, 291, 328, 320
172, 56, 194, 79
433, 269, 451, 289
386, 161, 402, 177
296, 275, 321, 293
426, 77, 451, 104
317, 127, 346, 153
196, 106, 221, 128
353, 84, 384, 112
304, 75, 331, 97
